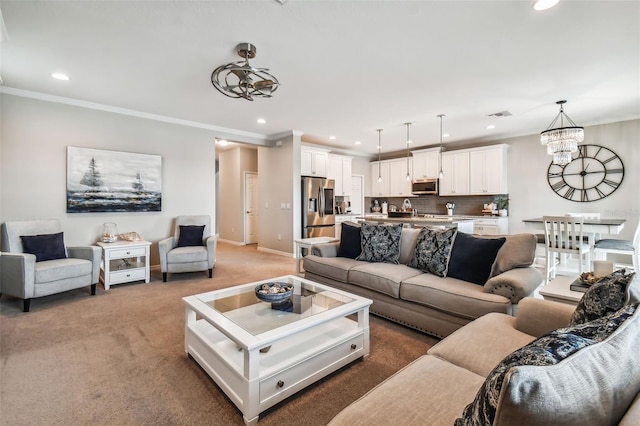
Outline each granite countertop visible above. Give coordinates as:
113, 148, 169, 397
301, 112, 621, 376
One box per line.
357, 214, 477, 225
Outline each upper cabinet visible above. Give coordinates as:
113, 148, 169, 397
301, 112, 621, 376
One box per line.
469, 145, 508, 195
369, 158, 413, 197
327, 154, 353, 196
439, 151, 470, 196
411, 148, 441, 180
440, 144, 508, 196
301, 146, 329, 177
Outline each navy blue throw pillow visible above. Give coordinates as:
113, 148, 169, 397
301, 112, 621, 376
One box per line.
21, 232, 67, 262
177, 225, 205, 247
337, 221, 362, 259
447, 232, 506, 285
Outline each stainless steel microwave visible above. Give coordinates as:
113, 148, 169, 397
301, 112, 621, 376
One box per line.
411, 178, 438, 195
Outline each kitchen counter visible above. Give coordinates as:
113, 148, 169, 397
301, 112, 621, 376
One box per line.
356, 214, 477, 233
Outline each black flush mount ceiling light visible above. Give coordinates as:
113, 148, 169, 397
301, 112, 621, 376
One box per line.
211, 43, 280, 101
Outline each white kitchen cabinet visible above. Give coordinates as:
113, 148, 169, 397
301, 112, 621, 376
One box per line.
328, 154, 353, 196
301, 146, 329, 177
473, 217, 509, 235
411, 148, 441, 180
439, 151, 470, 195
469, 145, 508, 195
370, 161, 390, 196
388, 158, 413, 197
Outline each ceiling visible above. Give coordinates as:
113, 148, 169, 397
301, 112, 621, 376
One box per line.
1, 0, 639, 157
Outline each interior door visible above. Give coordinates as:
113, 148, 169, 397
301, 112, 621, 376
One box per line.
244, 172, 258, 244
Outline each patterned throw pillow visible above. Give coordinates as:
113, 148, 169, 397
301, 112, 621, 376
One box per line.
569, 269, 635, 326
356, 223, 403, 264
455, 303, 638, 426
408, 227, 457, 277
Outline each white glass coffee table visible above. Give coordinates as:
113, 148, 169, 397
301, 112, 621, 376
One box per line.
183, 275, 372, 425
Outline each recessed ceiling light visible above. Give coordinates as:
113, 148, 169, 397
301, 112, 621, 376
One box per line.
486, 124, 496, 130
329, 136, 336, 140
216, 139, 229, 146
442, 133, 450, 138
257, 118, 266, 124
355, 141, 361, 145
51, 72, 69, 81
533, 0, 559, 11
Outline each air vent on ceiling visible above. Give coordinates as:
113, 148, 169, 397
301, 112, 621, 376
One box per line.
488, 110, 512, 117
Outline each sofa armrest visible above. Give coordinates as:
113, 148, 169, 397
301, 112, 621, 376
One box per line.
514, 297, 575, 337
158, 237, 176, 272
310, 242, 339, 257
205, 235, 217, 269
484, 267, 543, 303
0, 253, 36, 298
67, 245, 102, 284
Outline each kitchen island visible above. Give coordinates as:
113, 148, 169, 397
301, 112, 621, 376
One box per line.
356, 214, 476, 233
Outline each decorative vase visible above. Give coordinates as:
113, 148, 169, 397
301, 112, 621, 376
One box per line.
102, 222, 118, 242
498, 209, 508, 217
447, 208, 454, 216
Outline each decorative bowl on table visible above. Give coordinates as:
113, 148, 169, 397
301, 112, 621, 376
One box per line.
579, 272, 601, 286
255, 282, 293, 304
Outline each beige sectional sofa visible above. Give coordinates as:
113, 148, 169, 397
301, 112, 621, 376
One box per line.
328, 296, 640, 425
304, 226, 542, 338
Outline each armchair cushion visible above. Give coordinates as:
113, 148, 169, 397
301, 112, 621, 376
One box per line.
20, 232, 67, 262
177, 225, 205, 247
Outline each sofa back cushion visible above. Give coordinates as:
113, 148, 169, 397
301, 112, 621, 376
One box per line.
487, 233, 537, 277
455, 303, 640, 426
447, 233, 506, 285
356, 223, 403, 264
398, 227, 421, 265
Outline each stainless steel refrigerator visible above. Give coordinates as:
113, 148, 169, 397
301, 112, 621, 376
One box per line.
302, 177, 336, 238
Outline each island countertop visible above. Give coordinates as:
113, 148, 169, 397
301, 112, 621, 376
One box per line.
355, 215, 478, 231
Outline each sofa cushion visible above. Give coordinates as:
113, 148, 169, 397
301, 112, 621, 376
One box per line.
428, 312, 536, 378
328, 355, 486, 426
447, 233, 506, 285
570, 269, 635, 325
177, 225, 205, 247
456, 303, 640, 426
398, 227, 421, 265
486, 233, 537, 277
356, 223, 403, 264
34, 257, 92, 284
20, 232, 67, 262
303, 254, 367, 283
349, 263, 423, 298
408, 227, 457, 277
337, 221, 362, 259
400, 273, 511, 319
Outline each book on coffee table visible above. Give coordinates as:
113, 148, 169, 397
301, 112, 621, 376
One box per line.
569, 280, 591, 293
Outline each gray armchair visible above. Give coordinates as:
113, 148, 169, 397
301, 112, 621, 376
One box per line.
1, 220, 101, 312
158, 215, 216, 282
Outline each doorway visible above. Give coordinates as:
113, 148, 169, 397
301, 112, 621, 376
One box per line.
244, 171, 258, 244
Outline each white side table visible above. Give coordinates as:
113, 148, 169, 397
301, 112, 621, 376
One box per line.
539, 275, 583, 305
294, 237, 338, 275
97, 240, 152, 290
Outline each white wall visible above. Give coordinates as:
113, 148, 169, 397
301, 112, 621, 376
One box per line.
0, 94, 217, 265
506, 119, 639, 240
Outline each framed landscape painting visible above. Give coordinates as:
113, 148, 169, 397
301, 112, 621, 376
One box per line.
67, 146, 162, 213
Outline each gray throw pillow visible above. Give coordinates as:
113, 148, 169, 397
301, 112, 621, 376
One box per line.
570, 269, 635, 326
408, 227, 457, 277
356, 223, 403, 264
456, 303, 639, 426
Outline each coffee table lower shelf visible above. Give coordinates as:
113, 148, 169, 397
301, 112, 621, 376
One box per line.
186, 317, 366, 425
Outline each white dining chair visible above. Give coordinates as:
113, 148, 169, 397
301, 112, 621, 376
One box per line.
594, 221, 639, 272
566, 212, 601, 259
543, 216, 591, 285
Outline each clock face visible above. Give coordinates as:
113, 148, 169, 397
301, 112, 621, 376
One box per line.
547, 144, 624, 202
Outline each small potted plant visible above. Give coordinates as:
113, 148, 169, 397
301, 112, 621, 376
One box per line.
495, 196, 509, 217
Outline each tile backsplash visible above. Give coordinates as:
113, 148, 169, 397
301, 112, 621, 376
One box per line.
364, 194, 507, 216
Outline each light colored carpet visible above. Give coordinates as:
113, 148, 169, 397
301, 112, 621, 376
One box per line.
0, 243, 438, 425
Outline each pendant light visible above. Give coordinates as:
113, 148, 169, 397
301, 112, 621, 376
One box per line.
437, 114, 445, 179
404, 122, 412, 181
377, 129, 383, 183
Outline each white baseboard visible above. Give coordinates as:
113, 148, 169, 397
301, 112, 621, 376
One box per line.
257, 246, 294, 258
216, 238, 245, 246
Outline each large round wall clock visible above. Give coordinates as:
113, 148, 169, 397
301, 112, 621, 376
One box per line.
547, 144, 624, 202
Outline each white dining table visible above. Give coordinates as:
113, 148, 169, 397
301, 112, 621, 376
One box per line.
522, 217, 626, 236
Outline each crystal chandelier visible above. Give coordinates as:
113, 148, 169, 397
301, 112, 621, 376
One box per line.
540, 100, 584, 166
211, 43, 279, 101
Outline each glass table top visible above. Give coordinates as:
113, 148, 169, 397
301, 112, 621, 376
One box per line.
200, 276, 355, 336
